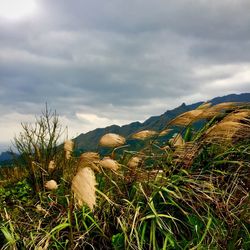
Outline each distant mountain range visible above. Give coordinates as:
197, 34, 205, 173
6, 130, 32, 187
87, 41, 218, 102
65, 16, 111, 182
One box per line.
1, 93, 250, 163
74, 93, 250, 152
0, 151, 18, 166
0, 151, 13, 162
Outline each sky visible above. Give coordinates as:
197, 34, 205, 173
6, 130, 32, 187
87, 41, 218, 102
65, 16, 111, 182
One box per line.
0, 0, 250, 152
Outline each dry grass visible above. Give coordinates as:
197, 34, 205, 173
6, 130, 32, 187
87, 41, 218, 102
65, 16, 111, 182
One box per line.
222, 109, 250, 123
173, 142, 201, 168
133, 169, 165, 182
199, 102, 243, 119
0, 166, 26, 186
64, 140, 74, 160
79, 152, 100, 172
205, 121, 250, 143
204, 109, 250, 143
99, 133, 126, 148
169, 133, 185, 147
132, 130, 158, 140
99, 157, 120, 171
207, 102, 241, 112
168, 102, 246, 127
1, 102, 249, 249
196, 102, 212, 110
127, 156, 142, 170
44, 180, 58, 190
48, 160, 56, 172
71, 167, 97, 210
158, 129, 172, 137
169, 110, 206, 126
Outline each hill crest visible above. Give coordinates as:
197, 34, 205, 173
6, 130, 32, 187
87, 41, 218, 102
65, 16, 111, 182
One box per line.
74, 93, 250, 151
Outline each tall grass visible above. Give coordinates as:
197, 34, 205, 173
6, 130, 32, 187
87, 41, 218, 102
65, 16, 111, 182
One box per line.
0, 102, 249, 249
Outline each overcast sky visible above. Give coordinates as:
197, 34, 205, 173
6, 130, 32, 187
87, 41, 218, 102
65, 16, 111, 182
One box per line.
0, 0, 250, 151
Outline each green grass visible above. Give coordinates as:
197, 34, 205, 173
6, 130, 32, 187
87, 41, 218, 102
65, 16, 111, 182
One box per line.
0, 103, 249, 249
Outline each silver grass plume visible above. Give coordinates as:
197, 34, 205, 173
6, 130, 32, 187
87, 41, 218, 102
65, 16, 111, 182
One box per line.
71, 167, 97, 210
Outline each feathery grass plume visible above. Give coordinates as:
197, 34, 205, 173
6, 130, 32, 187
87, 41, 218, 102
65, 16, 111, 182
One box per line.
127, 156, 142, 169
64, 140, 74, 160
159, 129, 172, 137
99, 133, 126, 148
79, 152, 100, 172
204, 108, 250, 144
208, 102, 241, 112
99, 157, 120, 171
80, 152, 100, 161
169, 133, 185, 147
48, 160, 55, 171
132, 130, 158, 140
205, 121, 250, 143
214, 102, 241, 111
198, 109, 219, 119
71, 167, 97, 210
168, 103, 240, 127
196, 102, 212, 110
201, 102, 246, 120
198, 102, 242, 120
45, 180, 58, 190
168, 109, 204, 126
222, 109, 250, 123
173, 142, 201, 168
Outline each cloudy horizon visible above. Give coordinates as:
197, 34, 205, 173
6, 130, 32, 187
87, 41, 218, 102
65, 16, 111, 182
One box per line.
1, 0, 250, 151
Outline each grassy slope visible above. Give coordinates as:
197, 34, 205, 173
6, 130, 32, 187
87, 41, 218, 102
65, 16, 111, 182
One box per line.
0, 100, 249, 249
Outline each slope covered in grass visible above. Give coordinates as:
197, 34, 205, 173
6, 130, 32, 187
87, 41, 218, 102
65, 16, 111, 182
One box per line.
0, 101, 249, 249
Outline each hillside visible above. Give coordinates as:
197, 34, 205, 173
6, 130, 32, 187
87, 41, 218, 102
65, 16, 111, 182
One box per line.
0, 93, 249, 249
0, 95, 250, 250
74, 93, 250, 151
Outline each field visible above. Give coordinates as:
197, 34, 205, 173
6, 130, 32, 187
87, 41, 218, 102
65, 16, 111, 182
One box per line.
0, 102, 249, 249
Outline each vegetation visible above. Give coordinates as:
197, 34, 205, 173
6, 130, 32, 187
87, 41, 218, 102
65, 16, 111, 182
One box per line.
0, 102, 249, 249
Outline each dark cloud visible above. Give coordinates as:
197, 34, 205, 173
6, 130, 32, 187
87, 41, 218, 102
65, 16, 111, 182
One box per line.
0, 0, 250, 148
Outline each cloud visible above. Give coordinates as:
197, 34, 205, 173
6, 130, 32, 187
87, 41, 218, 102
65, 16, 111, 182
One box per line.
0, 0, 250, 148
0, 111, 35, 143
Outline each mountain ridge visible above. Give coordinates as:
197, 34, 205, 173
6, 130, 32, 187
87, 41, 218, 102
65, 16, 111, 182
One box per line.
74, 93, 250, 151
1, 93, 249, 159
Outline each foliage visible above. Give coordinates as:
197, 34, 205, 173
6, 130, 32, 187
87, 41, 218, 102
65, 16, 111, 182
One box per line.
0, 102, 249, 249
13, 105, 65, 193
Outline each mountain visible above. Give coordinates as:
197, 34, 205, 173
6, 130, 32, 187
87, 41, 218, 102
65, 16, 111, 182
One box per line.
0, 151, 18, 166
0, 151, 13, 162
74, 93, 250, 152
